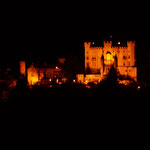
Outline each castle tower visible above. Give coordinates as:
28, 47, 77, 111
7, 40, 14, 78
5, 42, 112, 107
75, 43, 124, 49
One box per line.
103, 41, 112, 50
27, 63, 38, 85
127, 41, 136, 66
20, 61, 26, 77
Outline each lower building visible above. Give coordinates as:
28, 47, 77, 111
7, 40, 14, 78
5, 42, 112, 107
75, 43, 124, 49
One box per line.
20, 59, 66, 86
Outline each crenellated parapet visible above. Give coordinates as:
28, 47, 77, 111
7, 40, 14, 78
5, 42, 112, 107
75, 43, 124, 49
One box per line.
84, 42, 91, 48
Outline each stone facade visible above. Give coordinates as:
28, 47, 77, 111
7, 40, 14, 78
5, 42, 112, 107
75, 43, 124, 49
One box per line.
77, 41, 137, 84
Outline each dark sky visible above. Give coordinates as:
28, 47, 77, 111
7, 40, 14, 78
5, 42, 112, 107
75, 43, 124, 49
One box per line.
1, 2, 150, 68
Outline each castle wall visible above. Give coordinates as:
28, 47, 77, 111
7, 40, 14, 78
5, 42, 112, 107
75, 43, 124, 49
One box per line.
85, 74, 102, 83
85, 42, 103, 74
27, 64, 62, 85
38, 68, 62, 80
76, 74, 84, 84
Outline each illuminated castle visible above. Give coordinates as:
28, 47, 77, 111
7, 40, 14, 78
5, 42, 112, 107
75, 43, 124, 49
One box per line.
77, 41, 137, 84
20, 58, 66, 86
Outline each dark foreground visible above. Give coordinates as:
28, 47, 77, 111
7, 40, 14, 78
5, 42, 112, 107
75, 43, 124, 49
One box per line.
0, 85, 150, 141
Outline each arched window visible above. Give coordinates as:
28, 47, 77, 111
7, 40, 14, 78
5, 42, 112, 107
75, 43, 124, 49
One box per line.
106, 51, 112, 60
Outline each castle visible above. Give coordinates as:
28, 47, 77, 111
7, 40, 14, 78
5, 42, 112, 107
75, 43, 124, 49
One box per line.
20, 58, 66, 86
20, 41, 137, 86
77, 41, 137, 84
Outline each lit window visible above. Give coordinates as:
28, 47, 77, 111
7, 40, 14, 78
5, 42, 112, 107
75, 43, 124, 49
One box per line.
137, 86, 141, 90
118, 42, 120, 45
106, 53, 112, 60
123, 56, 126, 60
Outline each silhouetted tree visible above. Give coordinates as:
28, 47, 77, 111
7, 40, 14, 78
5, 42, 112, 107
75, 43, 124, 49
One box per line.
85, 66, 92, 74
98, 66, 119, 88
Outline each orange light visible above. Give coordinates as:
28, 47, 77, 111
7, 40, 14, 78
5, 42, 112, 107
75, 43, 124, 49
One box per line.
49, 79, 52, 81
137, 86, 141, 90
73, 79, 76, 83
106, 53, 112, 61
86, 85, 91, 88
85, 80, 88, 84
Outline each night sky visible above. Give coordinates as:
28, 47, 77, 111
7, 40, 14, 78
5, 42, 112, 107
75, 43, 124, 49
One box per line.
1, 2, 150, 80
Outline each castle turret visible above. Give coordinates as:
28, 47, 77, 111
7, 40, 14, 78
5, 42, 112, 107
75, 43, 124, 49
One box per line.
103, 41, 112, 49
20, 61, 26, 78
127, 41, 136, 66
84, 42, 91, 48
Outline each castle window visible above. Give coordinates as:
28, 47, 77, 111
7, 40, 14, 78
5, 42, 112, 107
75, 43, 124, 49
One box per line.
92, 62, 96, 66
123, 56, 127, 60
87, 57, 89, 60
123, 62, 125, 66
87, 63, 89, 67
106, 52, 112, 60
128, 55, 130, 59
91, 57, 96, 61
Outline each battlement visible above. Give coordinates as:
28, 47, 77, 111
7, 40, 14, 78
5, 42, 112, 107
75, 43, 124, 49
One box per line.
127, 41, 135, 44
127, 41, 135, 49
84, 41, 135, 49
84, 42, 91, 48
104, 40, 112, 43
103, 41, 112, 48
